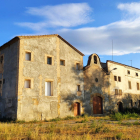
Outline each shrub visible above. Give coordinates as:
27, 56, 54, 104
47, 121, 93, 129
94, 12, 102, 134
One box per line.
116, 132, 123, 139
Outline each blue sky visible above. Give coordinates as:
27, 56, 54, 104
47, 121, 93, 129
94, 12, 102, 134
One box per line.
1, 0, 140, 68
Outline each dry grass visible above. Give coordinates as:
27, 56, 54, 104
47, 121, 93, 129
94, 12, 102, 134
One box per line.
0, 116, 140, 140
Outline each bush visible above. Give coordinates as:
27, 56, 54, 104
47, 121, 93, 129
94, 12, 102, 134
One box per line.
116, 132, 123, 139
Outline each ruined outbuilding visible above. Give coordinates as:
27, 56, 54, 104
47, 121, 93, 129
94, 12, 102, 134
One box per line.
0, 35, 140, 121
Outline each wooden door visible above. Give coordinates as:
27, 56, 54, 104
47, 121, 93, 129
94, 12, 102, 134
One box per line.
74, 102, 80, 116
93, 96, 102, 114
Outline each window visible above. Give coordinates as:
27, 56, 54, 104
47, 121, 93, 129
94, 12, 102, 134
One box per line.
114, 76, 117, 81
119, 89, 122, 95
137, 83, 139, 90
76, 63, 80, 70
45, 81, 52, 96
0, 81, 2, 88
118, 76, 121, 82
128, 81, 131, 89
25, 52, 31, 61
115, 89, 118, 95
60, 60, 65, 66
24, 80, 31, 88
94, 56, 97, 64
139, 100, 140, 107
77, 85, 80, 91
127, 70, 130, 74
47, 57, 52, 65
0, 56, 3, 64
136, 73, 138, 76
95, 78, 98, 82
131, 100, 133, 107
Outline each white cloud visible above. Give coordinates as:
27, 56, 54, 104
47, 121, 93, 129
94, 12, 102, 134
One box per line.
16, 3, 92, 30
16, 2, 140, 56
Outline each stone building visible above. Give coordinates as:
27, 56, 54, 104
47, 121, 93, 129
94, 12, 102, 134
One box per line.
84, 53, 140, 115
0, 35, 140, 121
0, 34, 84, 121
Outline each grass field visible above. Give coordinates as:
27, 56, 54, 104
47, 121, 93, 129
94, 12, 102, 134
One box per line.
0, 113, 140, 140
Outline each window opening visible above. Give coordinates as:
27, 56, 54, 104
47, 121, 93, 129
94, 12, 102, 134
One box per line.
127, 70, 130, 74
76, 63, 80, 70
94, 56, 97, 64
114, 76, 117, 81
25, 52, 31, 61
137, 83, 139, 90
119, 89, 122, 95
128, 81, 131, 89
24, 80, 31, 88
0, 56, 3, 64
77, 85, 80, 91
47, 57, 52, 65
136, 73, 138, 76
118, 76, 121, 82
60, 60, 65, 66
115, 89, 118, 95
45, 82, 52, 96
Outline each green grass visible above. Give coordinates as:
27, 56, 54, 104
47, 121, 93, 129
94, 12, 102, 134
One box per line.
110, 112, 140, 121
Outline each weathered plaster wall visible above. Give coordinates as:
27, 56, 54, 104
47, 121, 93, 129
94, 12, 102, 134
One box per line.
108, 61, 140, 110
84, 54, 110, 115
59, 39, 84, 117
17, 36, 84, 121
0, 41, 19, 119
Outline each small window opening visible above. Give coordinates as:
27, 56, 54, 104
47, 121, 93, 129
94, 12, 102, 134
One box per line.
77, 85, 80, 91
0, 56, 3, 64
0, 81, 2, 88
24, 80, 31, 88
94, 56, 97, 64
60, 60, 65, 66
118, 76, 121, 82
76, 63, 80, 70
95, 78, 98, 82
119, 89, 122, 95
47, 57, 52, 65
128, 81, 131, 89
131, 100, 133, 107
114, 76, 117, 81
25, 52, 31, 61
136, 73, 138, 76
137, 83, 139, 90
127, 70, 130, 74
115, 89, 118, 95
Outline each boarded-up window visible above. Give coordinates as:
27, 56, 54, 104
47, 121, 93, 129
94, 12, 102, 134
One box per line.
47, 57, 52, 65
77, 85, 80, 91
114, 76, 117, 81
45, 82, 52, 96
118, 76, 121, 82
136, 73, 138, 76
128, 81, 131, 89
115, 89, 118, 95
76, 63, 80, 70
60, 60, 65, 66
119, 89, 122, 95
24, 80, 31, 88
25, 52, 31, 61
127, 70, 130, 74
137, 83, 139, 90
94, 56, 97, 64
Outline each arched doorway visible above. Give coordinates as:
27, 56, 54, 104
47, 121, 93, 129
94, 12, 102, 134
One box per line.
117, 102, 123, 112
93, 96, 103, 114
74, 102, 80, 116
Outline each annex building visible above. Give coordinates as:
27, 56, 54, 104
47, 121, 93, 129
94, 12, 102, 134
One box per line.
0, 34, 140, 121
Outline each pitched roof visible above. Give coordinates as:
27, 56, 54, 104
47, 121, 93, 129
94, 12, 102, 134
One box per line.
0, 34, 84, 56
107, 60, 140, 71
